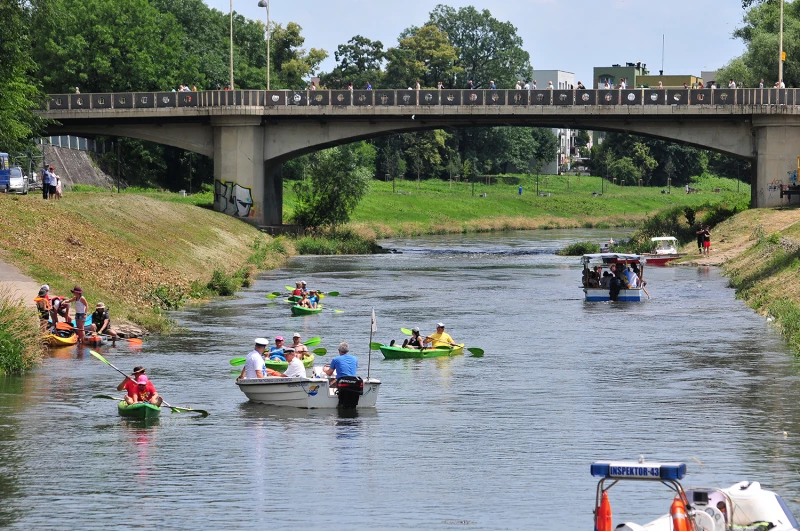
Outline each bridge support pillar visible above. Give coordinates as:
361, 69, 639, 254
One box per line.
212, 117, 265, 224
263, 159, 283, 227
753, 119, 800, 208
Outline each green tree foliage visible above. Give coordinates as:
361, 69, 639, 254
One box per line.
575, 130, 591, 148
270, 22, 328, 89
291, 143, 375, 230
320, 36, 385, 89
384, 25, 462, 88
403, 130, 449, 179
716, 0, 800, 87
0, 0, 44, 153
426, 4, 533, 88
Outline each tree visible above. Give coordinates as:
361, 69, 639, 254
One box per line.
290, 142, 374, 230
270, 22, 328, 89
575, 130, 591, 148
610, 157, 641, 186
426, 5, 533, 88
0, 0, 44, 154
320, 35, 385, 89
384, 25, 462, 88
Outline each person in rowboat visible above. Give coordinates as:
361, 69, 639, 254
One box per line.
269, 336, 286, 361
289, 332, 310, 359
117, 365, 146, 397
126, 375, 162, 406
323, 342, 358, 384
424, 323, 456, 348
402, 327, 424, 349
240, 338, 268, 379
279, 348, 306, 378
88, 302, 118, 339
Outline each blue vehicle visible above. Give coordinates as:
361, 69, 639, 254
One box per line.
0, 153, 9, 190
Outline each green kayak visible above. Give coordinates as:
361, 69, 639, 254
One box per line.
379, 344, 465, 360
265, 353, 315, 372
118, 401, 161, 419
291, 304, 323, 316
287, 295, 302, 303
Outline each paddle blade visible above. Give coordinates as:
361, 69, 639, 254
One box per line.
369, 342, 384, 350
266, 293, 280, 299
170, 406, 209, 418
467, 347, 485, 357
55, 322, 74, 331
400, 328, 413, 335
327, 291, 340, 297
124, 337, 143, 345
312, 348, 327, 356
332, 309, 344, 314
90, 350, 111, 365
318, 293, 325, 300
92, 394, 124, 401
229, 357, 246, 366
285, 286, 294, 292
303, 337, 321, 347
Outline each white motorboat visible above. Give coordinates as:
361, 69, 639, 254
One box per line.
642, 236, 684, 266
582, 253, 647, 302
592, 460, 799, 531
236, 369, 381, 409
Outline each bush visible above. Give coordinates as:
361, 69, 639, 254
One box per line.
0, 290, 44, 375
144, 284, 188, 310
207, 269, 238, 296
557, 241, 601, 256
294, 228, 379, 255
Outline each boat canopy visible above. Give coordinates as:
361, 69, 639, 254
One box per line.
590, 461, 686, 481
581, 253, 645, 265
650, 236, 678, 242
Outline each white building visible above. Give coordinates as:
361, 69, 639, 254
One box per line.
530, 70, 577, 174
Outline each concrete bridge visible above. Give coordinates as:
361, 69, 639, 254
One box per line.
42, 88, 800, 226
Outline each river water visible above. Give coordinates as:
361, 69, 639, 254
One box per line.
2, 229, 799, 530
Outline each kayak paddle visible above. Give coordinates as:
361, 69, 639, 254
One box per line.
90, 351, 209, 416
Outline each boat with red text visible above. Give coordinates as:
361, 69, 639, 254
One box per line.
641, 236, 685, 266
592, 459, 799, 531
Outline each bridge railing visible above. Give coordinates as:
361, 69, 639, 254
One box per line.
45, 88, 800, 111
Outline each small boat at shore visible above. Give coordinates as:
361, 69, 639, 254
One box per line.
45, 330, 78, 347
592, 459, 799, 531
582, 253, 647, 302
379, 344, 465, 359
641, 236, 685, 266
117, 401, 161, 419
236, 372, 381, 409
291, 304, 323, 316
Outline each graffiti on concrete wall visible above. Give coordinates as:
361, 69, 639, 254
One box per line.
214, 180, 255, 218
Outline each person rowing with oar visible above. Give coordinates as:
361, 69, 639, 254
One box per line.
117, 365, 148, 401
423, 322, 456, 348
127, 374, 162, 406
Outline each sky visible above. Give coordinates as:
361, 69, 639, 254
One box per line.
203, 0, 750, 84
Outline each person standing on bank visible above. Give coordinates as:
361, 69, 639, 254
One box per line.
324, 342, 358, 382
703, 225, 711, 255
240, 338, 268, 379
696, 223, 705, 254
63, 286, 88, 342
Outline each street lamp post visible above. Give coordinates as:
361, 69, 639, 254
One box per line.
229, 0, 235, 90
779, 0, 785, 85
258, 0, 271, 90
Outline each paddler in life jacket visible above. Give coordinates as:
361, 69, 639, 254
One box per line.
292, 281, 303, 297
424, 323, 456, 348
34, 288, 52, 329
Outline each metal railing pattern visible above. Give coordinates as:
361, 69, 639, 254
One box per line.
45, 88, 800, 111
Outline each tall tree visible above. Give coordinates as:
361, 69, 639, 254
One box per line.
384, 25, 462, 88
0, 0, 44, 153
320, 36, 385, 89
270, 22, 328, 89
426, 5, 533, 88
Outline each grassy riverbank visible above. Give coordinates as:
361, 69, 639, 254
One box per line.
0, 192, 291, 335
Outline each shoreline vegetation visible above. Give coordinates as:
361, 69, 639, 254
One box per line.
0, 172, 763, 374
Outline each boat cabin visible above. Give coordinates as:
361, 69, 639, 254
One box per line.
591, 460, 800, 531
650, 236, 679, 255
581, 253, 646, 302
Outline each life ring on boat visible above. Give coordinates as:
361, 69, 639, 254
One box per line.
266, 368, 281, 377
670, 496, 690, 531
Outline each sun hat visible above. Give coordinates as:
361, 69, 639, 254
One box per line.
436, 322, 445, 328
255, 337, 269, 346
133, 366, 146, 374
293, 332, 301, 338
136, 375, 149, 385
41, 284, 50, 291
284, 347, 295, 354
275, 336, 284, 341
412, 327, 420, 333
71, 286, 83, 294
96, 302, 106, 309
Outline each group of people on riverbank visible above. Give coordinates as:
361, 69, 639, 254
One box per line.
34, 284, 117, 342
697, 224, 712, 255
40, 166, 62, 200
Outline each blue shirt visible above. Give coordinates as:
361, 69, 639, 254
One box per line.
269, 347, 285, 361
330, 354, 358, 377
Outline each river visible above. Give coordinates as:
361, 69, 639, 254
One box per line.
1, 229, 799, 530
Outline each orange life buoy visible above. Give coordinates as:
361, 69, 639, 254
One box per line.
670, 495, 690, 531
596, 491, 612, 531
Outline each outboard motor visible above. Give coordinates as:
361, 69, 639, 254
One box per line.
336, 376, 364, 409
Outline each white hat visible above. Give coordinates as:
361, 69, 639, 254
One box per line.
436, 322, 445, 328
293, 332, 301, 338
254, 337, 269, 346
41, 284, 50, 291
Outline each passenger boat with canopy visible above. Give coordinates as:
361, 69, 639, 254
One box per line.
581, 253, 647, 302
591, 459, 799, 531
